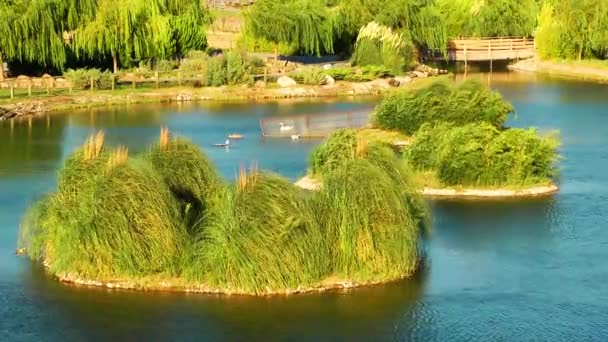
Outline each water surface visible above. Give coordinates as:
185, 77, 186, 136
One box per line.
1, 74, 607, 341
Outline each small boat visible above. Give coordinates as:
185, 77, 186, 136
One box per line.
213, 139, 231, 147
280, 122, 294, 132
228, 133, 244, 140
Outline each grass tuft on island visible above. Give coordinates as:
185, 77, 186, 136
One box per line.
303, 79, 561, 198
18, 129, 428, 295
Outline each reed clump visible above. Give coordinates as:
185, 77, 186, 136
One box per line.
19, 129, 428, 295
146, 129, 221, 231
406, 122, 560, 187
373, 79, 514, 134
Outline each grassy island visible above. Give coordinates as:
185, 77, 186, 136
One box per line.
299, 79, 561, 198
18, 129, 429, 295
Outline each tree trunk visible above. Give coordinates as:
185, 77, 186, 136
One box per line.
113, 52, 118, 74
0, 52, 5, 82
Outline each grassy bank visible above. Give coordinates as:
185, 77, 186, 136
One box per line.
19, 129, 428, 295
0, 77, 443, 117
509, 58, 608, 83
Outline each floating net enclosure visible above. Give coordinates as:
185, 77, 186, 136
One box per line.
259, 109, 372, 138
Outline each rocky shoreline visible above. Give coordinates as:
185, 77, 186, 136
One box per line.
57, 272, 408, 296
295, 176, 559, 198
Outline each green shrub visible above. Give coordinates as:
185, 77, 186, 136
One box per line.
352, 22, 415, 74
324, 67, 353, 80
309, 128, 357, 175
147, 137, 221, 232
374, 79, 514, 134
313, 158, 421, 281
289, 67, 327, 85
190, 172, 326, 293
406, 123, 560, 187
204, 56, 227, 86
225, 51, 252, 85
63, 68, 115, 90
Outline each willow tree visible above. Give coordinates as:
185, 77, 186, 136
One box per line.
73, 0, 209, 73
536, 0, 608, 60
0, 0, 67, 80
245, 0, 338, 59
336, 0, 448, 55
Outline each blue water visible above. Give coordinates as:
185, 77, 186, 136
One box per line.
1, 74, 607, 341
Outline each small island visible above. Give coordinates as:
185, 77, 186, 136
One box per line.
297, 79, 560, 199
18, 128, 429, 295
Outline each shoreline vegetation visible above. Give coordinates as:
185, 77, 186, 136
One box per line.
19, 127, 429, 296
302, 80, 560, 199
509, 58, 608, 83
0, 76, 443, 120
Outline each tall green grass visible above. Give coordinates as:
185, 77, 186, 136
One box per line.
373, 79, 514, 134
19, 129, 427, 294
406, 123, 560, 187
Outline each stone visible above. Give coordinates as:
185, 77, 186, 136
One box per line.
323, 75, 335, 85
323, 64, 333, 70
277, 75, 297, 87
412, 71, 427, 78
388, 78, 401, 87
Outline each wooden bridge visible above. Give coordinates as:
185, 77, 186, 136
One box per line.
428, 37, 535, 64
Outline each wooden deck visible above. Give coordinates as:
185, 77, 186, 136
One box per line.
429, 37, 535, 63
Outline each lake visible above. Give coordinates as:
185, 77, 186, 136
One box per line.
1, 73, 607, 341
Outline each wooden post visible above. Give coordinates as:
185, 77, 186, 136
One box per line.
177, 71, 182, 86
111, 74, 115, 91
68, 78, 73, 94
132, 78, 136, 89
46, 79, 50, 94
10, 82, 14, 99
488, 40, 493, 73
28, 80, 32, 96
264, 67, 267, 83
90, 76, 94, 93
464, 46, 468, 72
155, 71, 159, 88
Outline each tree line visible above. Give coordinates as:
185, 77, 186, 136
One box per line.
1, 0, 607, 81
0, 0, 211, 80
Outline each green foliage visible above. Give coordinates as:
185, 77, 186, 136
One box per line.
309, 129, 357, 175
189, 172, 327, 292
146, 138, 221, 231
314, 158, 421, 281
406, 122, 560, 186
63, 68, 114, 90
374, 79, 513, 134
245, 0, 338, 56
202, 51, 252, 86
236, 32, 298, 55
289, 67, 327, 85
535, 0, 608, 60
353, 22, 415, 73
19, 130, 427, 294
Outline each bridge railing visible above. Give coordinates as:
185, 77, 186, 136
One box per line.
427, 37, 535, 62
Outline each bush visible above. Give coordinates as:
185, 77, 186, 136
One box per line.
352, 22, 415, 74
202, 51, 252, 87
64, 68, 115, 90
204, 56, 227, 86
406, 123, 560, 187
374, 79, 514, 134
289, 67, 327, 85
190, 171, 326, 292
19, 129, 428, 295
309, 129, 357, 175
147, 136, 221, 231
